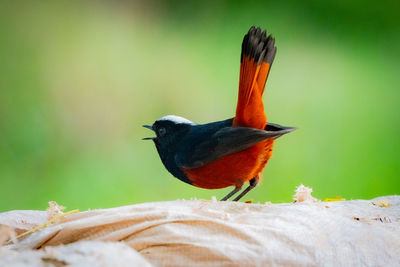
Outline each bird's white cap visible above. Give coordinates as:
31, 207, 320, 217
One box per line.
157, 115, 196, 125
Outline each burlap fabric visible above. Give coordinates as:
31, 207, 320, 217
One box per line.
1, 196, 399, 266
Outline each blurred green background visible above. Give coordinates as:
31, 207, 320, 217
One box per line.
1, 0, 399, 211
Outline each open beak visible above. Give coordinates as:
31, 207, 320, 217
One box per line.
273, 126, 297, 140
142, 125, 156, 140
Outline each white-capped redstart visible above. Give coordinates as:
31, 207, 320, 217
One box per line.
144, 26, 295, 201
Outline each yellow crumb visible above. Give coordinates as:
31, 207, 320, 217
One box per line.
324, 197, 346, 202
372, 200, 391, 208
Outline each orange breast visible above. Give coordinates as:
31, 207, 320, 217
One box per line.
182, 139, 274, 189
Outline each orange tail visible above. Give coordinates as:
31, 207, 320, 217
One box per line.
233, 26, 277, 129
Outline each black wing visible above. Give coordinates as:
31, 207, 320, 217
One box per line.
175, 125, 294, 169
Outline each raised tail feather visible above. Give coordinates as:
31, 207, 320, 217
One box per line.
233, 26, 277, 129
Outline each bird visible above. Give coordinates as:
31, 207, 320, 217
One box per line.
143, 26, 295, 201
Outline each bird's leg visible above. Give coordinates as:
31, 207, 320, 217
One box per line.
220, 185, 242, 201
232, 177, 259, 201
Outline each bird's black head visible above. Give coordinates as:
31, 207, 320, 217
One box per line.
143, 115, 195, 150
143, 115, 196, 185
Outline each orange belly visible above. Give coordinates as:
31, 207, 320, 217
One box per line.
182, 139, 274, 189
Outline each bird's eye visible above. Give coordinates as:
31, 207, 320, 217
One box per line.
158, 127, 166, 136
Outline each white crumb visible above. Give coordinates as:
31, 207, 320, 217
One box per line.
293, 184, 318, 203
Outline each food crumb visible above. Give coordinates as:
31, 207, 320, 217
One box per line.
372, 200, 391, 208
293, 184, 318, 203
46, 201, 65, 220
324, 197, 345, 202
